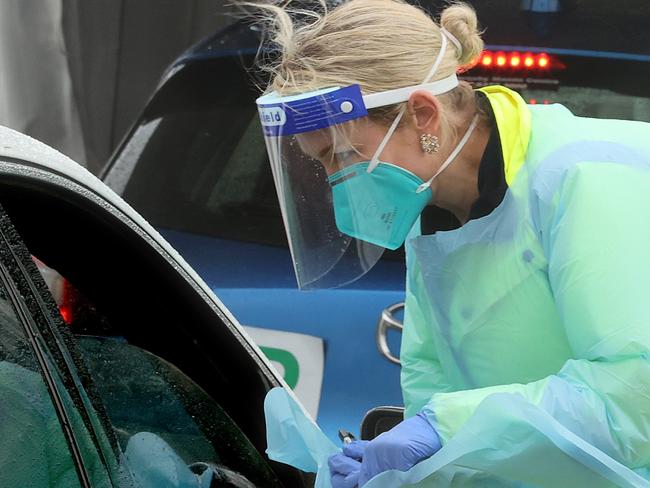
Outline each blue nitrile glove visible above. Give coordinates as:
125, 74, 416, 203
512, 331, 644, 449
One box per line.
359, 412, 441, 486
328, 440, 369, 488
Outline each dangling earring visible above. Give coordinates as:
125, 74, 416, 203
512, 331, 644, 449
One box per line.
420, 133, 440, 154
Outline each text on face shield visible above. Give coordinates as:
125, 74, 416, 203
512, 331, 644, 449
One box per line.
259, 107, 287, 127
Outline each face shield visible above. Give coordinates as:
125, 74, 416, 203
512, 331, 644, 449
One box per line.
257, 34, 464, 289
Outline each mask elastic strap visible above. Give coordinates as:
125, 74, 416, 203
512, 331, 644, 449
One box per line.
416, 114, 479, 193
367, 34, 450, 173
366, 106, 407, 173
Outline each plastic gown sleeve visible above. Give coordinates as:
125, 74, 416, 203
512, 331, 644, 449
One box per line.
264, 387, 339, 488
423, 162, 650, 470
401, 234, 454, 418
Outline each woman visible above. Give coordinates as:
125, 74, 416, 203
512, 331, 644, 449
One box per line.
253, 0, 650, 486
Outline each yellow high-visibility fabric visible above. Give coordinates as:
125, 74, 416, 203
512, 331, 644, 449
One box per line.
477, 85, 531, 185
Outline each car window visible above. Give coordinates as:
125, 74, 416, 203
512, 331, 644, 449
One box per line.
106, 57, 287, 249
466, 54, 650, 122
75, 336, 218, 459
519, 85, 650, 121
34, 261, 282, 488
3, 193, 281, 488
76, 335, 272, 482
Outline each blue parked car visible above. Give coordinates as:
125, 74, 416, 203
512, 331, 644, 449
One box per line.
102, 1, 650, 442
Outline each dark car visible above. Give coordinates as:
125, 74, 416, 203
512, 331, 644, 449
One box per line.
0, 125, 312, 487
101, 0, 650, 443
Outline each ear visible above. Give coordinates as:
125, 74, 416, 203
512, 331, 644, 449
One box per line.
407, 90, 442, 133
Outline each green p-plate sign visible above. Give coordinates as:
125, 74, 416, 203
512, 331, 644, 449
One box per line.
244, 326, 324, 419
260, 346, 300, 389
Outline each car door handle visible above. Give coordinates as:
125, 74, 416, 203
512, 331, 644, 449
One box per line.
376, 302, 404, 365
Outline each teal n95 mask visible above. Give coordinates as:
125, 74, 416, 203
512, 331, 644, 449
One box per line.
328, 115, 478, 251
256, 32, 470, 289
328, 162, 434, 250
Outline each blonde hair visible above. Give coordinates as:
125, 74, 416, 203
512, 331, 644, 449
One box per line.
249, 0, 485, 142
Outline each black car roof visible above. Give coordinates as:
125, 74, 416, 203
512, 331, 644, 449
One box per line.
473, 0, 650, 57
174, 0, 650, 69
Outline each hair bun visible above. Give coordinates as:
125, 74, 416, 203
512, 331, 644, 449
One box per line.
440, 2, 484, 67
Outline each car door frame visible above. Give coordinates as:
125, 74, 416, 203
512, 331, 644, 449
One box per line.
0, 147, 312, 486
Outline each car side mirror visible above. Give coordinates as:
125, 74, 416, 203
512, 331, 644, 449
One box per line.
360, 406, 405, 440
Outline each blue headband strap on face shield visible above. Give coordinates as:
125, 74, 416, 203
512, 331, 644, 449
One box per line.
256, 84, 369, 137
255, 72, 459, 138
256, 33, 459, 138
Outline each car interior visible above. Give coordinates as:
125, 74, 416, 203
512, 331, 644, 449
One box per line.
0, 165, 312, 487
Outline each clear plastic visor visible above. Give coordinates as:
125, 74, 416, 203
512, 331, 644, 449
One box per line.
263, 116, 387, 289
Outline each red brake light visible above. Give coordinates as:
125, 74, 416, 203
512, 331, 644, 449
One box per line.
475, 50, 555, 71
524, 54, 535, 68
509, 53, 521, 67
481, 52, 493, 66
538, 54, 550, 68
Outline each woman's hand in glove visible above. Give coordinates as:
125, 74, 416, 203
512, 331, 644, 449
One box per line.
328, 440, 368, 488
359, 412, 441, 486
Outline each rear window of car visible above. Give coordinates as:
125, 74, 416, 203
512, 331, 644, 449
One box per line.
466, 53, 650, 120
106, 56, 286, 247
